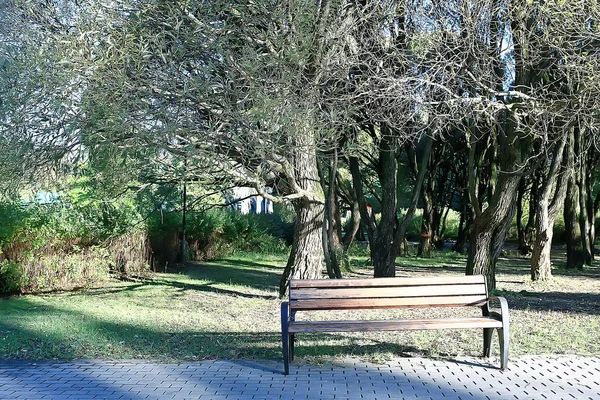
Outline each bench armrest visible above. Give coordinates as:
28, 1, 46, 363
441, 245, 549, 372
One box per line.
487, 296, 509, 323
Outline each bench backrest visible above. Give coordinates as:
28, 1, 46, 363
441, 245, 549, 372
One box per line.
289, 275, 488, 311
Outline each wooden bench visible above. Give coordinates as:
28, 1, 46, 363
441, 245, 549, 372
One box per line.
280, 275, 509, 375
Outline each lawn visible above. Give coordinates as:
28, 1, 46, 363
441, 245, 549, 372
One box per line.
1, 250, 599, 365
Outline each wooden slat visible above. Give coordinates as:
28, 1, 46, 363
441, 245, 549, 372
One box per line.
290, 295, 488, 310
290, 275, 485, 289
290, 284, 486, 300
288, 317, 503, 333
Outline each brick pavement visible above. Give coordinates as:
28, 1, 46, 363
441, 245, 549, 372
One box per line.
0, 356, 598, 400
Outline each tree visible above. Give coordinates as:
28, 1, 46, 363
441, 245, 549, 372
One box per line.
3, 0, 368, 295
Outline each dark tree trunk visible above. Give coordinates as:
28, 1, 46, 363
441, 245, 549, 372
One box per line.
466, 120, 521, 291
332, 193, 343, 247
432, 168, 450, 245
419, 150, 438, 257
350, 133, 433, 278
564, 173, 583, 269
524, 172, 540, 255
492, 202, 517, 262
438, 206, 451, 246
371, 134, 399, 277
516, 177, 527, 254
418, 178, 434, 257
318, 153, 342, 280
454, 188, 472, 254
585, 150, 597, 261
467, 229, 496, 290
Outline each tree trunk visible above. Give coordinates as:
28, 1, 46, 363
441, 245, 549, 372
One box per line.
418, 156, 436, 257
438, 206, 451, 245
530, 222, 554, 280
530, 195, 553, 281
585, 154, 596, 261
466, 122, 521, 290
576, 128, 593, 266
579, 176, 592, 265
371, 134, 398, 277
492, 201, 517, 262
453, 188, 472, 254
320, 152, 342, 279
564, 173, 583, 269
349, 133, 432, 278
342, 199, 361, 248
418, 181, 434, 257
524, 172, 540, 254
516, 177, 527, 254
278, 134, 325, 297
467, 228, 496, 290
530, 132, 570, 281
280, 198, 325, 296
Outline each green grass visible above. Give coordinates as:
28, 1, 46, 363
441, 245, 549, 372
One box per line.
1, 250, 600, 364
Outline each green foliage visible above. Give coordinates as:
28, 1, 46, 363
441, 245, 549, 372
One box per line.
0, 202, 30, 247
0, 261, 28, 294
147, 208, 292, 263
0, 189, 147, 294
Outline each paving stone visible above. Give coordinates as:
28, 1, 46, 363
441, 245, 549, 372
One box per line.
1, 356, 599, 400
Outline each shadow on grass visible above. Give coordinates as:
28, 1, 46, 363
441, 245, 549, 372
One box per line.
74, 258, 283, 300
0, 298, 468, 363
394, 253, 600, 279
167, 259, 282, 291
494, 289, 600, 315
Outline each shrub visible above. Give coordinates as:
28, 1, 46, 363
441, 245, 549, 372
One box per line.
147, 208, 292, 264
0, 261, 28, 294
0, 200, 150, 295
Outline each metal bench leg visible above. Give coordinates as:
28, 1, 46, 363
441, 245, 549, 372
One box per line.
498, 327, 509, 370
281, 302, 290, 375
282, 332, 290, 375
290, 333, 295, 361
483, 328, 493, 358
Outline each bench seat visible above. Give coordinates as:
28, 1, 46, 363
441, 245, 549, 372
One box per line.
288, 316, 503, 333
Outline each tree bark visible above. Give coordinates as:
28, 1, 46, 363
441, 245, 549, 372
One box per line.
584, 149, 597, 261
466, 120, 521, 291
319, 151, 342, 279
278, 133, 325, 297
454, 187, 472, 254
576, 128, 593, 266
280, 198, 325, 296
524, 172, 540, 254
342, 198, 361, 248
371, 133, 399, 277
516, 177, 527, 254
564, 172, 583, 269
418, 176, 434, 257
530, 133, 571, 281
418, 148, 438, 257
349, 134, 433, 278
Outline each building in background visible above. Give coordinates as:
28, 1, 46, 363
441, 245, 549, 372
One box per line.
227, 187, 274, 215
